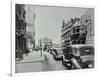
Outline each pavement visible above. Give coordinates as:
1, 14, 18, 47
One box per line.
15, 51, 67, 73
16, 51, 45, 64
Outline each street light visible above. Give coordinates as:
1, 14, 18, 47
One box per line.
39, 39, 42, 57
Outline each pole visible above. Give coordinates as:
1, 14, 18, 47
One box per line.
40, 39, 42, 57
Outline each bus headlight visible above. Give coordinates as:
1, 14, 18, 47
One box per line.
88, 64, 93, 68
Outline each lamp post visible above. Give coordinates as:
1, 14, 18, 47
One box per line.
39, 39, 42, 57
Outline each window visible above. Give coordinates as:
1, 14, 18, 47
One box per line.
73, 48, 77, 54
76, 28, 79, 33
80, 46, 94, 56
73, 27, 75, 33
85, 19, 88, 23
76, 26, 80, 33
80, 40, 85, 44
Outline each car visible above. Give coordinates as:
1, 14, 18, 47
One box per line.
62, 44, 94, 70
51, 48, 63, 61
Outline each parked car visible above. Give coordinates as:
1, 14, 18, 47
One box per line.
52, 48, 63, 61
62, 44, 94, 70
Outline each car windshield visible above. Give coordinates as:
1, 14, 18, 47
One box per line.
79, 46, 94, 56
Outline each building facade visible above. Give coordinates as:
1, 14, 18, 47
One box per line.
61, 9, 94, 47
38, 38, 52, 51
25, 5, 36, 51
80, 9, 94, 44
61, 20, 73, 47
70, 18, 86, 44
61, 17, 87, 47
15, 4, 27, 58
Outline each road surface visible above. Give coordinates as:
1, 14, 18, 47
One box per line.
16, 51, 67, 73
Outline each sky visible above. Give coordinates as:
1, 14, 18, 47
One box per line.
34, 5, 88, 44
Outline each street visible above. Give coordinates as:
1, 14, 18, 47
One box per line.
15, 4, 94, 73
16, 51, 67, 73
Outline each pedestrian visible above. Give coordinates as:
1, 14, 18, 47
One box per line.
18, 49, 23, 60
35, 48, 37, 52
25, 49, 29, 56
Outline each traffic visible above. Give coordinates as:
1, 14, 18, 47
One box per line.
48, 44, 94, 70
